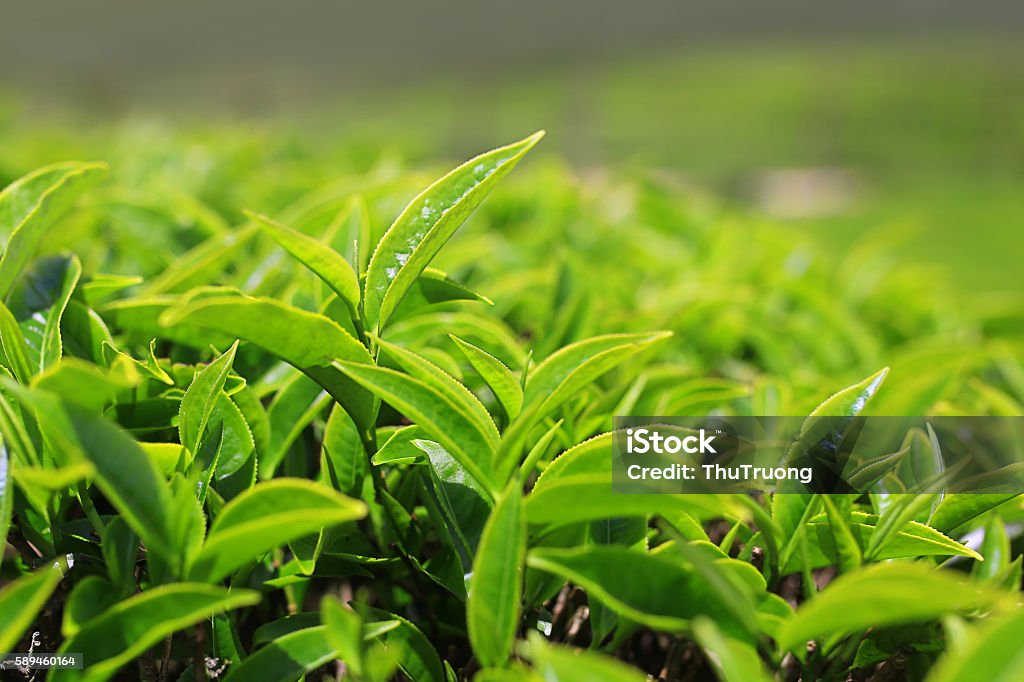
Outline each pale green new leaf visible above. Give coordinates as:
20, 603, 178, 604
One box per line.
775, 367, 889, 570
248, 210, 361, 318
321, 404, 366, 494
178, 340, 239, 453
0, 301, 31, 382
527, 433, 739, 527
372, 425, 427, 465
141, 224, 258, 295
364, 131, 543, 331
502, 332, 671, 469
6, 254, 82, 374
390, 268, 493, 323
522, 331, 672, 419
0, 161, 107, 299
31, 358, 139, 412
451, 334, 523, 420
322, 597, 366, 677
820, 495, 862, 572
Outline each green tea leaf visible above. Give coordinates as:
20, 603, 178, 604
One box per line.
31, 358, 139, 412
926, 608, 1024, 682
264, 372, 330, 477
252, 613, 321, 647
775, 368, 889, 570
321, 404, 366, 494
0, 567, 63, 653
336, 361, 495, 490
973, 514, 1010, 581
142, 224, 258, 295
451, 334, 523, 421
820, 495, 862, 572
53, 584, 260, 682
525, 633, 647, 682
101, 516, 139, 597
929, 493, 1018, 535
189, 478, 366, 582
5, 381, 177, 558
322, 597, 366, 676
62, 576, 118, 639
502, 332, 671, 468
372, 425, 426, 466
6, 254, 82, 373
0, 161, 107, 299
161, 292, 376, 433
357, 604, 445, 682
806, 367, 890, 419
776, 563, 1004, 653
414, 438, 493, 577
527, 475, 729, 529
179, 340, 239, 453
390, 268, 493, 323
248, 210, 362, 319
0, 300, 31, 382
527, 546, 750, 635
364, 131, 543, 331
776, 510, 982, 573
528, 433, 738, 528
224, 626, 337, 682
374, 336, 500, 454
522, 331, 671, 419
468, 482, 525, 668
692, 617, 774, 682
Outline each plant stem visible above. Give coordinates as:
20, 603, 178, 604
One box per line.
78, 482, 106, 539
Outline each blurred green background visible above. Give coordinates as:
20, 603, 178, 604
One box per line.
1, 1, 1021, 292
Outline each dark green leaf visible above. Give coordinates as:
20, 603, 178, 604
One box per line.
468, 482, 525, 668
776, 563, 1005, 653
223, 625, 337, 682
189, 478, 366, 582
53, 584, 259, 682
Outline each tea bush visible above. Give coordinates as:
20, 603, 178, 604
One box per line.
0, 128, 1021, 681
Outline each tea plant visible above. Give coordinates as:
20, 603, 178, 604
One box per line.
0, 128, 1021, 682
